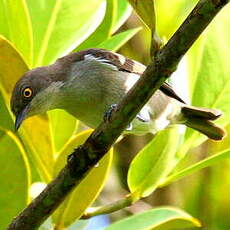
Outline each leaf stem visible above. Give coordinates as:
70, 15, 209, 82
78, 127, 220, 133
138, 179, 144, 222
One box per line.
82, 195, 134, 219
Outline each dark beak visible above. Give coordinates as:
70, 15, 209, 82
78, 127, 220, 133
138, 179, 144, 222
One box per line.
15, 106, 29, 131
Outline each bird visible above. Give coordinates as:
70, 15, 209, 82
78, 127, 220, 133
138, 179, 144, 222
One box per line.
11, 48, 225, 140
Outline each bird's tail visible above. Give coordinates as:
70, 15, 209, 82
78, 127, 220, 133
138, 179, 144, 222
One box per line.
181, 106, 226, 140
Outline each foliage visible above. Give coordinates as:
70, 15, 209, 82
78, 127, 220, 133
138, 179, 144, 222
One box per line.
0, 0, 230, 229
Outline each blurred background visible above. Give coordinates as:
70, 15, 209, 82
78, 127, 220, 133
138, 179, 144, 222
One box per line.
0, 0, 230, 229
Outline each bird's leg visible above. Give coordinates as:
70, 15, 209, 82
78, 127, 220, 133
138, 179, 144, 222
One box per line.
103, 104, 118, 122
104, 104, 134, 131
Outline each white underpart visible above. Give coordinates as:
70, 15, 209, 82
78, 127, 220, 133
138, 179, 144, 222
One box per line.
152, 103, 174, 131
138, 105, 151, 122
84, 54, 118, 71
124, 73, 139, 92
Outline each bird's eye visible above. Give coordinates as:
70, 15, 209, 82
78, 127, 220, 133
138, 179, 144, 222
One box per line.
23, 87, 33, 98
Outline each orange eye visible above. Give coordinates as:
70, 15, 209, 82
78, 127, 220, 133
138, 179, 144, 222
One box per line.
23, 87, 33, 98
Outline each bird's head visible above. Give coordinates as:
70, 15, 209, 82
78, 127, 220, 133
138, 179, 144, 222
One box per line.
11, 66, 65, 130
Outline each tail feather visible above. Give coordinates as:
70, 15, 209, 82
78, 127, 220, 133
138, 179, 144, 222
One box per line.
182, 106, 222, 120
182, 106, 226, 140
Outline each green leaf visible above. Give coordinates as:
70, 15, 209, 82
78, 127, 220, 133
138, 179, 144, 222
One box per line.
111, 0, 132, 33
0, 37, 54, 182
104, 207, 201, 230
76, 0, 115, 51
128, 127, 180, 198
190, 9, 230, 127
96, 28, 141, 51
183, 6, 230, 148
26, 0, 106, 66
76, 0, 132, 51
53, 130, 113, 228
128, 0, 156, 30
0, 36, 28, 101
155, 1, 197, 39
162, 148, 230, 187
20, 115, 54, 182
0, 129, 31, 230
0, 0, 33, 66
48, 110, 78, 153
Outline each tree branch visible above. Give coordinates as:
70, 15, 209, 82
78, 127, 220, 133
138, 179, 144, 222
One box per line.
7, 0, 229, 229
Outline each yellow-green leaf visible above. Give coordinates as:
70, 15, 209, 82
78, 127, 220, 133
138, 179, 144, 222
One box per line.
0, 37, 54, 182
128, 127, 180, 198
27, 0, 106, 66
128, 0, 156, 30
96, 28, 141, 51
48, 110, 78, 153
0, 0, 33, 66
0, 129, 31, 230
53, 130, 113, 228
104, 207, 201, 230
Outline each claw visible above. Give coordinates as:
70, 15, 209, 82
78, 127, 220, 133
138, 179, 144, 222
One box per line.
126, 123, 133, 131
104, 104, 118, 122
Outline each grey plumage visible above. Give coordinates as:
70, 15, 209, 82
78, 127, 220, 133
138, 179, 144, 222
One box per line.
11, 48, 225, 140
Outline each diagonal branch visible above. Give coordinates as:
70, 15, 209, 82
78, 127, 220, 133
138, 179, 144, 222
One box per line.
7, 0, 229, 229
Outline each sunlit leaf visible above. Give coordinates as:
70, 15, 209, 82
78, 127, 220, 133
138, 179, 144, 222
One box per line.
183, 6, 230, 147
111, 0, 132, 33
0, 0, 33, 66
26, 0, 106, 66
0, 37, 53, 182
104, 207, 201, 230
128, 0, 156, 30
128, 127, 180, 198
76, 0, 114, 51
97, 28, 141, 51
162, 148, 230, 187
48, 110, 78, 153
0, 130, 30, 230
155, 0, 198, 39
53, 130, 113, 227
190, 7, 230, 127
0, 36, 28, 101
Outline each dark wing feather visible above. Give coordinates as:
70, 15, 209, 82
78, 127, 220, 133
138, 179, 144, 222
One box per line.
159, 82, 186, 104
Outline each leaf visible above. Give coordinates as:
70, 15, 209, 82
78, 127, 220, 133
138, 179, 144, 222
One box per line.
76, 0, 132, 51
104, 207, 201, 230
26, 0, 106, 66
155, 1, 197, 39
48, 110, 78, 153
128, 127, 180, 198
111, 0, 132, 34
0, 36, 28, 100
76, 0, 115, 51
0, 37, 54, 182
0, 0, 33, 66
128, 0, 156, 30
162, 148, 230, 187
20, 116, 54, 182
183, 6, 230, 147
190, 9, 230, 127
0, 129, 31, 230
53, 130, 113, 227
96, 28, 141, 51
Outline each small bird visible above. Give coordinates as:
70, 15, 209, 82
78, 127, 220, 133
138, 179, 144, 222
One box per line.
11, 48, 225, 140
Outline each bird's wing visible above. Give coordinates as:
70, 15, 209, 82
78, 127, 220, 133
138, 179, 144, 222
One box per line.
73, 48, 185, 104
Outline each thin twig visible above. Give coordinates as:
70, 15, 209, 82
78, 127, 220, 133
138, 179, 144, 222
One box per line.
7, 0, 229, 229
82, 195, 134, 219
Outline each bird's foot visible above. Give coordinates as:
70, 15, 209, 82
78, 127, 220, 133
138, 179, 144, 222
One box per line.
67, 150, 77, 163
126, 123, 133, 131
104, 104, 118, 122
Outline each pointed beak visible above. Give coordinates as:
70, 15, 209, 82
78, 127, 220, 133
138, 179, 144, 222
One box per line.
15, 106, 29, 131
